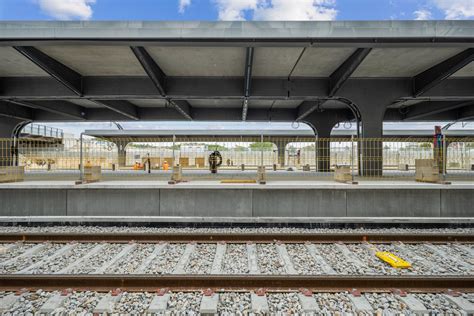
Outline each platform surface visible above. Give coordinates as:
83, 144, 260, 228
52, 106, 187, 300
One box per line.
0, 180, 473, 189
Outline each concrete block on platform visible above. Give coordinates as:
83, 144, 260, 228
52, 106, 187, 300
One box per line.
440, 190, 474, 217
160, 189, 252, 217
252, 189, 346, 217
67, 189, 159, 216
0, 189, 66, 216
0, 166, 24, 183
346, 189, 440, 217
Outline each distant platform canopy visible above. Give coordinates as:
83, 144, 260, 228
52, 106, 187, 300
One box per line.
84, 126, 474, 141
0, 21, 473, 137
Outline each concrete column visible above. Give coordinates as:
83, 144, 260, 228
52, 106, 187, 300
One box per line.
115, 141, 129, 168
303, 111, 347, 172
316, 138, 331, 172
338, 79, 411, 177
276, 141, 289, 167
359, 113, 384, 176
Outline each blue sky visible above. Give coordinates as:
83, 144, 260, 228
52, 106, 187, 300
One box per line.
0, 0, 473, 21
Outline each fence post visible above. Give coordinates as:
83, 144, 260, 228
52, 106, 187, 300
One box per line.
172, 134, 176, 167
442, 134, 447, 179
314, 136, 317, 172
79, 133, 84, 182
351, 135, 355, 182
260, 134, 264, 167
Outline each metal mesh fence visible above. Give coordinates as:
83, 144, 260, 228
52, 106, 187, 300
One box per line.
0, 136, 473, 182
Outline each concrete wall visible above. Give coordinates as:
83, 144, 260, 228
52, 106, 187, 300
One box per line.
0, 188, 472, 217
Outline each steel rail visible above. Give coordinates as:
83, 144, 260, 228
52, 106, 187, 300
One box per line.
0, 233, 472, 243
0, 275, 472, 292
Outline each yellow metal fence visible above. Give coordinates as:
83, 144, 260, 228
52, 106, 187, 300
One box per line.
0, 136, 473, 181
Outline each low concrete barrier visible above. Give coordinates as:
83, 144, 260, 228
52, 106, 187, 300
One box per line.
0, 186, 472, 218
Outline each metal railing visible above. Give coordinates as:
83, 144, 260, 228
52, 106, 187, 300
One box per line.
21, 124, 64, 139
0, 136, 473, 182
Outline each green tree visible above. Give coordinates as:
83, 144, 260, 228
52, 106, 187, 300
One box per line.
249, 142, 275, 151
207, 144, 228, 151
129, 143, 157, 149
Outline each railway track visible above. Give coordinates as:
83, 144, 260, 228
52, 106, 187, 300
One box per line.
1, 230, 474, 313
1, 286, 474, 314
1, 240, 473, 276
0, 232, 472, 243
1, 274, 473, 292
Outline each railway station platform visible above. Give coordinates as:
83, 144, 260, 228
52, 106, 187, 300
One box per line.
0, 180, 472, 219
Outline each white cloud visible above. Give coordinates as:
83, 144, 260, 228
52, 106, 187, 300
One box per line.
254, 0, 337, 20
36, 0, 96, 20
413, 9, 432, 20
179, 0, 191, 13
432, 0, 474, 19
214, 0, 337, 21
213, 0, 260, 20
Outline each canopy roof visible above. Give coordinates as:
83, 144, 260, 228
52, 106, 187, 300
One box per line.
0, 21, 473, 126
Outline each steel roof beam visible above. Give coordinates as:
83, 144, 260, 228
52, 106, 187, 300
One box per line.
8, 99, 86, 120
413, 48, 474, 97
403, 100, 474, 121
169, 100, 192, 121
91, 100, 139, 120
1, 77, 473, 100
13, 46, 83, 96
130, 46, 167, 96
0, 101, 33, 120
131, 46, 192, 120
296, 101, 320, 121
328, 48, 371, 97
242, 47, 254, 121
458, 104, 474, 121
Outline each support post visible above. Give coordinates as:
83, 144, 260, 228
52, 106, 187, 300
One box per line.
116, 141, 129, 168
351, 135, 355, 182
79, 133, 84, 182
302, 118, 335, 173
276, 142, 288, 168
301, 110, 352, 173
337, 79, 410, 177
316, 136, 331, 173
359, 115, 384, 177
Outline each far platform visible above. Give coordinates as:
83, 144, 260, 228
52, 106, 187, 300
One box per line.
0, 180, 472, 218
